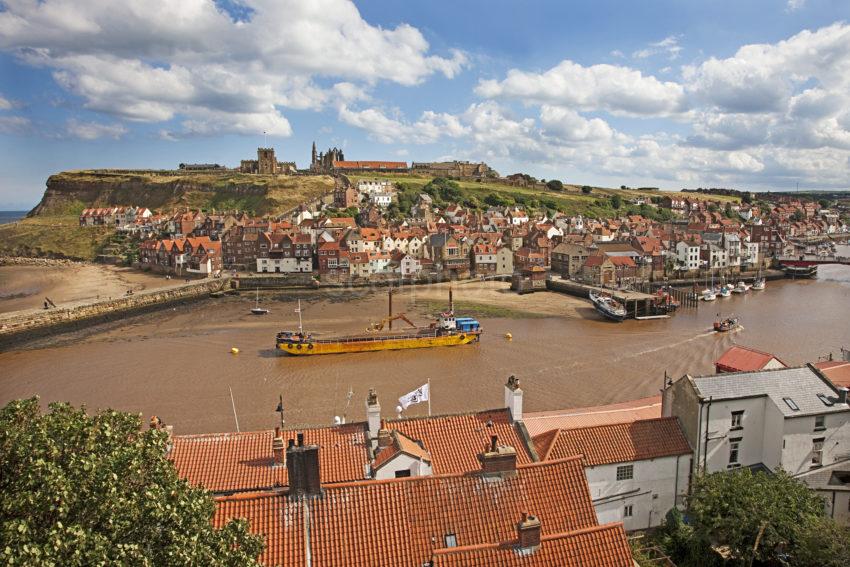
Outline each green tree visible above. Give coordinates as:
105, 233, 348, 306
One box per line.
686, 468, 827, 565
818, 199, 830, 208
742, 193, 753, 205
610, 194, 622, 210
581, 186, 592, 194
423, 178, 462, 203
546, 179, 564, 192
793, 516, 850, 567
0, 398, 264, 566
484, 193, 510, 207
791, 209, 805, 222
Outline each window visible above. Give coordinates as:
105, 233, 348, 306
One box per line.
815, 415, 826, 431
729, 437, 742, 465
783, 397, 800, 411
731, 411, 744, 430
394, 469, 411, 478
444, 533, 457, 548
817, 394, 834, 407
624, 505, 633, 518
812, 438, 825, 466
616, 465, 634, 481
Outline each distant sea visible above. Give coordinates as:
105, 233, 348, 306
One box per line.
0, 211, 27, 225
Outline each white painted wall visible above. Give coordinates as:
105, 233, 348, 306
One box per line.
781, 414, 850, 475
586, 455, 691, 531
373, 453, 433, 480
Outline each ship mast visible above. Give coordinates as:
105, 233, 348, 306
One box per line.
388, 286, 393, 331
296, 299, 304, 336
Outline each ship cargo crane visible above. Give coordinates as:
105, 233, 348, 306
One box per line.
367, 313, 417, 332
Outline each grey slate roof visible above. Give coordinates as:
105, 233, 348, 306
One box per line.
691, 366, 849, 417
794, 458, 850, 491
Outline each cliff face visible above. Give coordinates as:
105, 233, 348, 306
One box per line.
29, 170, 335, 217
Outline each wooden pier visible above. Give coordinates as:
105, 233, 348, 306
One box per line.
546, 279, 664, 319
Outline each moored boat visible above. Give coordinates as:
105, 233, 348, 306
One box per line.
752, 278, 766, 290
719, 285, 732, 297
702, 289, 717, 301
589, 290, 627, 322
732, 281, 750, 294
276, 292, 482, 356
250, 288, 269, 315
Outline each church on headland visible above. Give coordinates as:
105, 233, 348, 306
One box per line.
240, 147, 296, 175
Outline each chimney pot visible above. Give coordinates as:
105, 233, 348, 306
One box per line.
490, 435, 498, 452
377, 429, 393, 449
517, 513, 541, 549
272, 432, 285, 467
297, 432, 304, 446
840, 387, 849, 404
479, 444, 517, 476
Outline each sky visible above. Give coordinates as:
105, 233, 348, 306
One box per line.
1, 1, 850, 209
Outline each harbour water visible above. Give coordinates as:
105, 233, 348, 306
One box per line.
0, 263, 848, 434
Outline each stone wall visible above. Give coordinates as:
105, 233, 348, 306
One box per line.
0, 278, 230, 348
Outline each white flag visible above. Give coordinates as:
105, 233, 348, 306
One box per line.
399, 383, 430, 410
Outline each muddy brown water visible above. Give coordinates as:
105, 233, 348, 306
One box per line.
1, 264, 848, 434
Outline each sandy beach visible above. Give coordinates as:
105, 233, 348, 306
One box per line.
398, 279, 586, 319
0, 263, 177, 315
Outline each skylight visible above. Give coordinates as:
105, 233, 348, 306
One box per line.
817, 394, 834, 407
783, 397, 800, 411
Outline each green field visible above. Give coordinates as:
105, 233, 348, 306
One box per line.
347, 173, 739, 218
0, 216, 115, 260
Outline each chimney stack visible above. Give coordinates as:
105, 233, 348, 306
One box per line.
839, 387, 849, 405
504, 375, 523, 423
478, 437, 517, 477
517, 513, 541, 549
377, 429, 393, 449
366, 389, 381, 450
272, 427, 285, 467
286, 433, 322, 499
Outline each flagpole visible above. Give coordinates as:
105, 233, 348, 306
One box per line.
428, 378, 432, 416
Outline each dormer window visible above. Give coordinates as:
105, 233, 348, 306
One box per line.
444, 533, 457, 548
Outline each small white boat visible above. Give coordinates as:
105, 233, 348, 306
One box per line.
702, 289, 717, 301
589, 291, 627, 322
251, 288, 270, 315
732, 281, 750, 294
719, 285, 732, 298
752, 278, 766, 290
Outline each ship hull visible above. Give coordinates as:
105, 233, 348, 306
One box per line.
278, 332, 480, 356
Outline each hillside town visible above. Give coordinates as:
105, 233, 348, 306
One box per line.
78, 152, 849, 291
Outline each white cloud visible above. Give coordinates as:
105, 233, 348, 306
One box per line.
0, 115, 31, 134
0, 95, 13, 110
0, 0, 467, 137
338, 105, 468, 144
786, 0, 806, 12
632, 35, 683, 60
475, 60, 686, 117
66, 118, 128, 140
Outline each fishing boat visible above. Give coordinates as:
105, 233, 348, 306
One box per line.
652, 287, 680, 314
250, 288, 269, 315
276, 290, 482, 356
589, 290, 627, 322
732, 281, 750, 294
713, 315, 740, 332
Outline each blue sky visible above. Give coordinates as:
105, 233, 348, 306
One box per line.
1, 0, 850, 209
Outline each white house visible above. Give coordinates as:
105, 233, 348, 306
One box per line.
533, 418, 692, 531
662, 365, 850, 476
370, 192, 393, 208
675, 240, 700, 271
357, 179, 392, 196
400, 254, 422, 278
370, 429, 434, 480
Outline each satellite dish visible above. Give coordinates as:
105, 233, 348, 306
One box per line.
396, 405, 403, 414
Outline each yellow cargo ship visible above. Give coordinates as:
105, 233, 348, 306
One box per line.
276, 297, 482, 356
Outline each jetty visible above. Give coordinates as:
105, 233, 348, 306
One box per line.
546, 279, 662, 319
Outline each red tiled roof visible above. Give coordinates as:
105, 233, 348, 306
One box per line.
534, 417, 691, 466
431, 523, 633, 567
386, 408, 534, 474
815, 360, 850, 389
333, 160, 408, 170
715, 345, 787, 373
169, 423, 369, 493
214, 457, 602, 567
524, 395, 662, 436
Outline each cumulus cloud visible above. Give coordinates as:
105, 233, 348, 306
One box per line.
786, 0, 806, 12
338, 106, 468, 144
0, 95, 13, 110
66, 118, 128, 140
0, 115, 31, 134
475, 60, 686, 117
0, 0, 467, 137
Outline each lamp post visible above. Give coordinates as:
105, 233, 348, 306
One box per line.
275, 394, 284, 430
